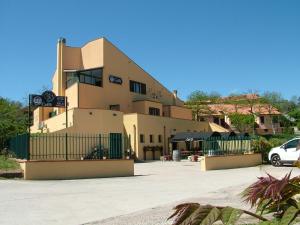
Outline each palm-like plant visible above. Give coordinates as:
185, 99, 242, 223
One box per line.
242, 172, 300, 216
168, 172, 300, 225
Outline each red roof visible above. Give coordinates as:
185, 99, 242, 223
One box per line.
207, 104, 281, 115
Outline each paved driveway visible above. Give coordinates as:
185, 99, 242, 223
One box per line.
0, 161, 299, 225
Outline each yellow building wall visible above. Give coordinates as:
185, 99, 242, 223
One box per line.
31, 107, 55, 132
102, 38, 184, 112
81, 38, 104, 69
72, 108, 123, 134
78, 83, 105, 109
63, 46, 82, 70
31, 108, 123, 135
47, 38, 191, 122
123, 113, 211, 160
163, 105, 193, 120
65, 82, 79, 109
132, 100, 163, 115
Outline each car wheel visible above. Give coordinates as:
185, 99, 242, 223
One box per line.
271, 154, 282, 167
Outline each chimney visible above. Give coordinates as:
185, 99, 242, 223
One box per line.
173, 90, 178, 99
58, 37, 66, 44
172, 90, 178, 105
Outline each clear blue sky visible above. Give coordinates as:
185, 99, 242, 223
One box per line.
1, 0, 299, 103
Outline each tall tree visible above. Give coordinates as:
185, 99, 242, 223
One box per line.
185, 91, 220, 121
0, 97, 27, 144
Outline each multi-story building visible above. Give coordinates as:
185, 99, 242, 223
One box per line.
31, 37, 227, 160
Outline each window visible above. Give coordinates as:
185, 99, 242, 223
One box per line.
49, 111, 57, 118
149, 107, 160, 116
66, 68, 103, 88
130, 80, 146, 94
285, 139, 299, 149
158, 135, 162, 143
260, 116, 265, 124
140, 134, 144, 143
109, 105, 120, 111
213, 117, 219, 124
150, 135, 153, 143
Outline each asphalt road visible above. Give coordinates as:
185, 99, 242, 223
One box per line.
0, 161, 299, 225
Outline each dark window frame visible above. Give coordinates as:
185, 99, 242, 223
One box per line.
66, 68, 103, 88
149, 107, 160, 116
150, 134, 154, 143
260, 116, 265, 124
140, 134, 144, 143
129, 80, 146, 95
109, 104, 120, 111
158, 135, 162, 143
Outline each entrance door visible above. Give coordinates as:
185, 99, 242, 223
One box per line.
109, 133, 123, 159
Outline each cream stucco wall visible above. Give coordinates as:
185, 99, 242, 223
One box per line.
20, 159, 134, 180
200, 154, 262, 171
31, 108, 123, 135
32, 107, 57, 133
65, 82, 79, 109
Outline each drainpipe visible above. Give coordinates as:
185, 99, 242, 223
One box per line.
57, 37, 66, 113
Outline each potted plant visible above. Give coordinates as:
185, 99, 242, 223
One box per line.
103, 149, 108, 160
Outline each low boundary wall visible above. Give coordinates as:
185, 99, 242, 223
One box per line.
19, 159, 134, 180
200, 153, 262, 171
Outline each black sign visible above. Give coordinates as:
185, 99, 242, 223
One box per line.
30, 91, 66, 108
109, 75, 122, 85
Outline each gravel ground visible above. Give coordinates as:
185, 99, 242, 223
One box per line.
84, 183, 273, 225
84, 179, 282, 225
1, 161, 299, 225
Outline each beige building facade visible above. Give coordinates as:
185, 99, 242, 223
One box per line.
31, 38, 227, 160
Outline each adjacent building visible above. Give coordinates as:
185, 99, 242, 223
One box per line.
199, 102, 283, 135
31, 38, 227, 160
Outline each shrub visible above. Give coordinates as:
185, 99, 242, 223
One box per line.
297, 121, 300, 130
252, 137, 291, 163
252, 137, 272, 162
169, 172, 300, 225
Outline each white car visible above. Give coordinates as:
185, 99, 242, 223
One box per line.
268, 137, 300, 166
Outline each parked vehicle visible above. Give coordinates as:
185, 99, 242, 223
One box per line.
268, 137, 300, 166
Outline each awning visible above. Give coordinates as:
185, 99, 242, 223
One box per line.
171, 131, 248, 142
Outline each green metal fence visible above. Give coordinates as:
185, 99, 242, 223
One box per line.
8, 133, 29, 159
201, 136, 255, 156
8, 133, 131, 161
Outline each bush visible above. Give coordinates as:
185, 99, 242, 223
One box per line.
297, 121, 300, 130
252, 137, 289, 163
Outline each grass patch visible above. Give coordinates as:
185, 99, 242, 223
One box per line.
0, 155, 20, 170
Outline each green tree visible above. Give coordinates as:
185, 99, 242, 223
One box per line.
0, 97, 27, 147
185, 91, 221, 121
228, 113, 255, 133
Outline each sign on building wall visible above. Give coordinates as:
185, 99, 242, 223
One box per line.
109, 75, 122, 85
30, 91, 66, 108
